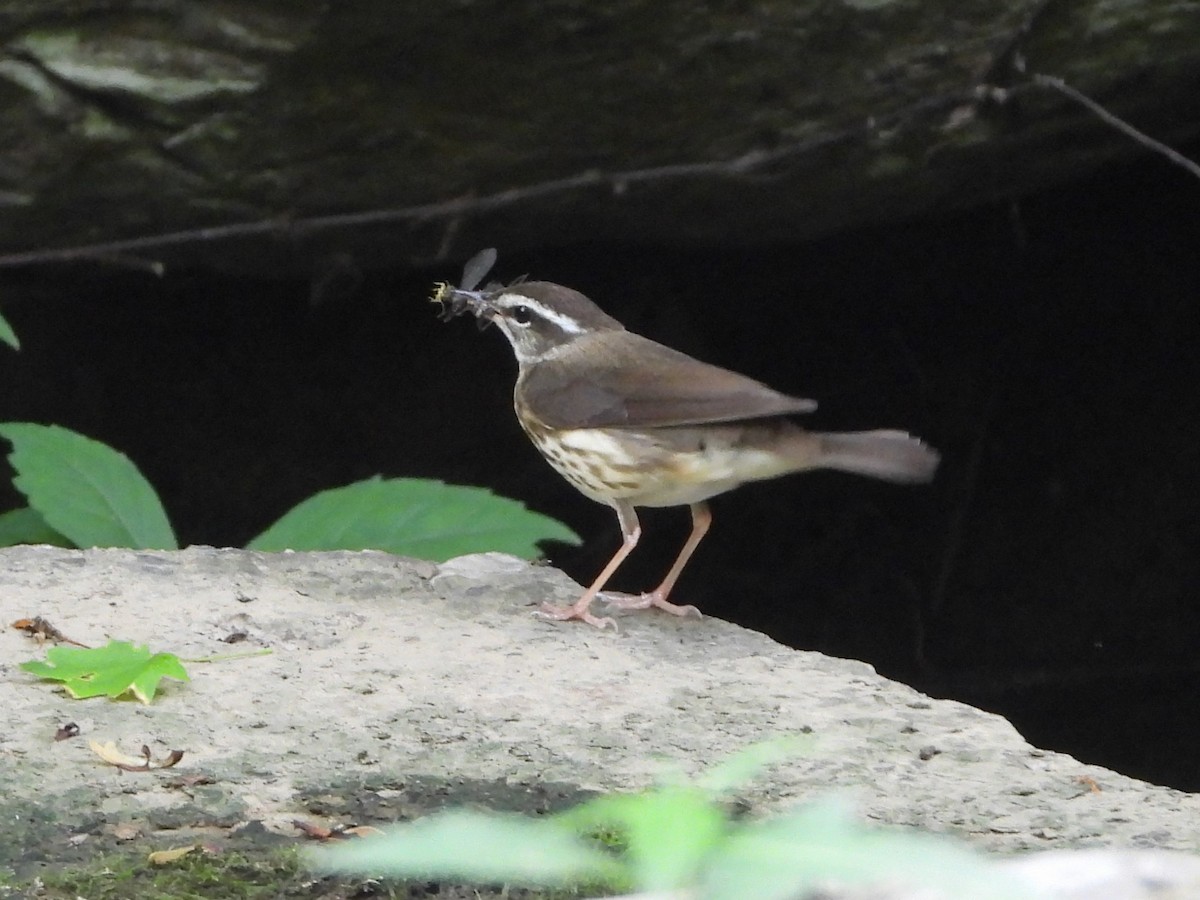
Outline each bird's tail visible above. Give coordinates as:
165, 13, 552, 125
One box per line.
812, 429, 940, 483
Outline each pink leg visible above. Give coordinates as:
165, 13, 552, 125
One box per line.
600, 502, 709, 618
535, 500, 641, 630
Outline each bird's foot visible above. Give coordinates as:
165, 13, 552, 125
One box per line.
533, 601, 617, 631
598, 590, 702, 619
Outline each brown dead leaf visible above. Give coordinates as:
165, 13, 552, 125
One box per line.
293, 819, 336, 840
160, 749, 185, 768
11, 616, 89, 647
89, 740, 185, 772
292, 819, 384, 841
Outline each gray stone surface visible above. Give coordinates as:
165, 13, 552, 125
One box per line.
2, 544, 1198, 883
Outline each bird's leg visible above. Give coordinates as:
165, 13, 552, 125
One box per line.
534, 500, 641, 630
600, 502, 708, 618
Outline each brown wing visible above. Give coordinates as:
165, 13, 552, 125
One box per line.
521, 331, 817, 429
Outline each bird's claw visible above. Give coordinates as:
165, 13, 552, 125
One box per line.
598, 591, 703, 619
533, 602, 618, 631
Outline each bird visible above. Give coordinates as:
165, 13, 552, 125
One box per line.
433, 250, 940, 630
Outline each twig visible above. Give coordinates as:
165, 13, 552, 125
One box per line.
1033, 73, 1200, 181
0, 92, 970, 273
978, 0, 1061, 88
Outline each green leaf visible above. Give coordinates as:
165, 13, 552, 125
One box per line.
550, 734, 810, 893
700, 799, 1019, 900
310, 810, 623, 887
20, 640, 190, 703
0, 311, 18, 350
0, 422, 177, 549
0, 506, 73, 547
247, 476, 579, 561
307, 743, 1025, 900
561, 786, 726, 891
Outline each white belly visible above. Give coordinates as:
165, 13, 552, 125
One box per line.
528, 426, 797, 508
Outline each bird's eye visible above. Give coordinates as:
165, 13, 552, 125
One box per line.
511, 305, 533, 325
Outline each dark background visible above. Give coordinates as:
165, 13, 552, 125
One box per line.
2, 143, 1198, 790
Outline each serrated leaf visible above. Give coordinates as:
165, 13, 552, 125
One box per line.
0, 422, 177, 549
20, 640, 189, 703
247, 476, 579, 561
0, 311, 18, 350
310, 810, 623, 886
0, 506, 73, 547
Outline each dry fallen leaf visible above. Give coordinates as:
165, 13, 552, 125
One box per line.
90, 740, 146, 768
89, 740, 184, 771
292, 820, 384, 842
12, 616, 88, 647
161, 749, 185, 767
149, 845, 200, 865
293, 819, 336, 841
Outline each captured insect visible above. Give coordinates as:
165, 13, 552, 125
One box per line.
431, 247, 498, 322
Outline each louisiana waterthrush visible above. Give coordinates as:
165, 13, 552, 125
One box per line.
434, 250, 940, 630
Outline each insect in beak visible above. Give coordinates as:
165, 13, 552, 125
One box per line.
430, 283, 476, 321
430, 247, 501, 327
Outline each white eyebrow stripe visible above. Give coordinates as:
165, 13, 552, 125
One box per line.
495, 292, 584, 335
